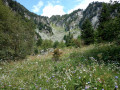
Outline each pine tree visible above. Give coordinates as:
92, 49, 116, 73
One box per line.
97, 3, 111, 42
81, 19, 94, 45
97, 2, 120, 42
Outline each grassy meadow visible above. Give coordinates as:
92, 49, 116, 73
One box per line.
0, 44, 120, 90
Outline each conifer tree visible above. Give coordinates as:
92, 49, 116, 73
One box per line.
97, 2, 120, 42
97, 3, 111, 42
81, 19, 94, 45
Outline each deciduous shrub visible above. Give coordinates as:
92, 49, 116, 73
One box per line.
52, 48, 62, 61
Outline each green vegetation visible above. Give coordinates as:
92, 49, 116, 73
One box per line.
0, 0, 120, 90
81, 19, 94, 45
41, 40, 53, 51
80, 1, 120, 45
0, 44, 119, 90
5, 0, 52, 34
57, 41, 66, 48
71, 43, 120, 64
0, 0, 35, 60
50, 9, 82, 31
52, 48, 62, 61
34, 39, 53, 55
79, 2, 103, 28
53, 41, 59, 49
97, 2, 120, 42
63, 32, 81, 47
50, 23, 65, 32
34, 39, 66, 55
64, 32, 73, 46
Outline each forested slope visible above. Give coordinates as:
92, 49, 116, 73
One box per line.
0, 0, 35, 60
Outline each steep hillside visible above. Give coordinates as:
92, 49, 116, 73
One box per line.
0, 0, 35, 60
2, 0, 52, 34
36, 24, 80, 42
49, 2, 103, 30
50, 9, 83, 31
79, 2, 103, 29
3, 0, 113, 41
3, 0, 81, 41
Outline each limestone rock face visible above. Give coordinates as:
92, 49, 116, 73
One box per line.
79, 2, 103, 29
49, 9, 83, 31
3, 0, 105, 41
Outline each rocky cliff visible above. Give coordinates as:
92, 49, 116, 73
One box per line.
3, 0, 52, 34
3, 0, 104, 41
79, 2, 103, 29
50, 9, 83, 31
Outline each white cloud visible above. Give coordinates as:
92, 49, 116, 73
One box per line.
68, 0, 110, 14
52, 0, 60, 4
32, 1, 43, 13
42, 3, 65, 17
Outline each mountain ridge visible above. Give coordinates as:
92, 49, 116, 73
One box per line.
3, 0, 104, 41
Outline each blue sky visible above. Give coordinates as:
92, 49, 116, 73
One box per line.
16, 0, 110, 17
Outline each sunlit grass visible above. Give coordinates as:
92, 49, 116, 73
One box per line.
50, 24, 65, 32
0, 44, 120, 90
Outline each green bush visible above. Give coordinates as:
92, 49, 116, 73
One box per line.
41, 40, 53, 51
36, 38, 43, 47
70, 44, 120, 63
53, 41, 66, 49
72, 39, 81, 48
53, 41, 59, 49
58, 41, 66, 48
34, 48, 38, 55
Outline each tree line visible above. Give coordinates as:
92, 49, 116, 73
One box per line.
80, 1, 120, 45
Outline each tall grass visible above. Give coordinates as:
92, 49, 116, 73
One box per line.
70, 43, 120, 64
0, 44, 119, 90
